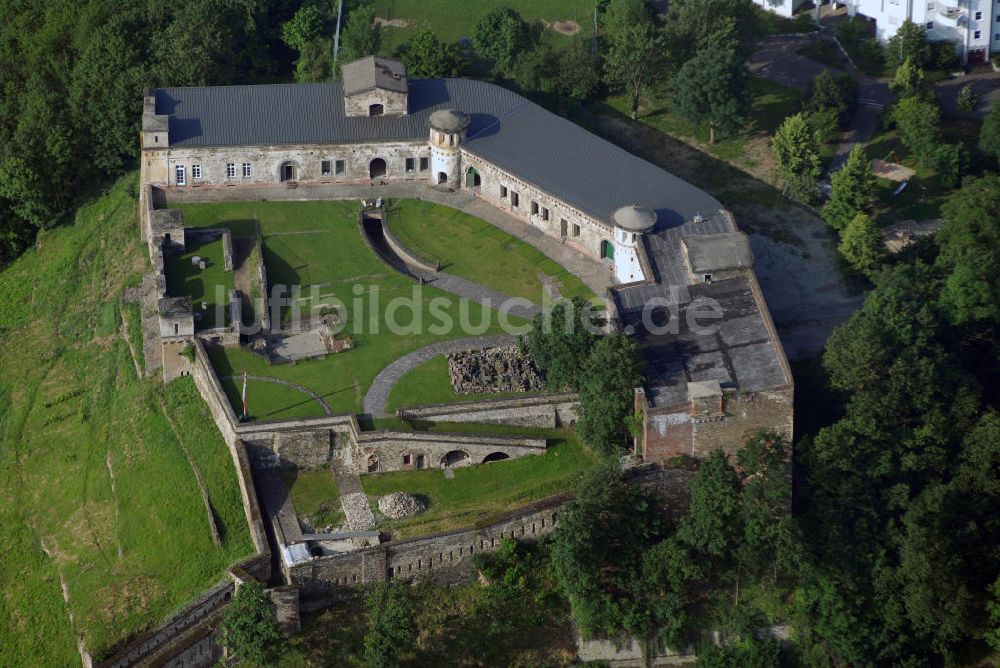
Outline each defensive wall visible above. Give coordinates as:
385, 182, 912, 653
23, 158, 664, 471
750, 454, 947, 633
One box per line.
355, 430, 547, 472
397, 392, 579, 428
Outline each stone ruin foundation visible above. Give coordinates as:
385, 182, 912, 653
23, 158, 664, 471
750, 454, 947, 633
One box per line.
447, 346, 543, 395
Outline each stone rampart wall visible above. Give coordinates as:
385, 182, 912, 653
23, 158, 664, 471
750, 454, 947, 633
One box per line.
354, 430, 547, 473
378, 211, 439, 273
397, 393, 579, 428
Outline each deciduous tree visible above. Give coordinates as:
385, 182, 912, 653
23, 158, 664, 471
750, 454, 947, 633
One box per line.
838, 212, 886, 277
473, 7, 532, 77
602, 0, 658, 119
340, 5, 380, 64
396, 29, 460, 78
772, 113, 821, 202
823, 145, 875, 231
893, 96, 942, 167
576, 332, 644, 455
364, 583, 416, 668
219, 580, 284, 665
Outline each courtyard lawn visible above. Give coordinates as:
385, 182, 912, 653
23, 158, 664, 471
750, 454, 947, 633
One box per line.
181, 200, 530, 418
282, 469, 344, 530
605, 76, 805, 171
0, 177, 253, 664
385, 353, 539, 413
367, 0, 596, 53
234, 377, 330, 422
384, 199, 596, 304
361, 431, 594, 538
164, 237, 235, 329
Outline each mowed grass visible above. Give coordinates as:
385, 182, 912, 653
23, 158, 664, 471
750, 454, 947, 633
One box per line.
368, 0, 596, 52
164, 237, 234, 329
604, 76, 805, 170
0, 176, 253, 663
282, 469, 344, 530
231, 377, 330, 422
384, 200, 596, 304
179, 200, 528, 418
361, 431, 594, 538
385, 354, 538, 413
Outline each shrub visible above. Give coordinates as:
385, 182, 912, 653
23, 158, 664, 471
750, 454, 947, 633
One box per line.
957, 84, 979, 114
806, 108, 842, 144
933, 143, 970, 188
929, 40, 961, 71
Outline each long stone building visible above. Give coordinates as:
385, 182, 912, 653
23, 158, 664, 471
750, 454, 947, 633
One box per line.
140, 56, 793, 464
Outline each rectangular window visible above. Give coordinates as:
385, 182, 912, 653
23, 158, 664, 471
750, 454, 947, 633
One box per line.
192, 164, 202, 180
511, 191, 519, 207
405, 157, 415, 173
175, 165, 186, 186
975, 10, 982, 19
531, 201, 539, 215
335, 159, 345, 175
419, 157, 429, 171
242, 163, 252, 178
541, 207, 549, 221
926, 21, 934, 29
500, 185, 508, 198
975, 29, 982, 38
226, 163, 236, 178
573, 224, 581, 237
321, 160, 332, 176
403, 454, 411, 465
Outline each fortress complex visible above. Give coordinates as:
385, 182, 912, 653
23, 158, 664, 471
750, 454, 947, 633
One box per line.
140, 56, 793, 464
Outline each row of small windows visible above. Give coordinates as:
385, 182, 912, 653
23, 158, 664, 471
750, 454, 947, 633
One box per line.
177, 163, 251, 185
499, 184, 580, 237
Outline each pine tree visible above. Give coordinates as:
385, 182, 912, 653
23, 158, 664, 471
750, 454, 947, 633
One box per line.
674, 47, 750, 144
839, 212, 887, 277
823, 145, 875, 231
772, 113, 822, 203
889, 56, 931, 101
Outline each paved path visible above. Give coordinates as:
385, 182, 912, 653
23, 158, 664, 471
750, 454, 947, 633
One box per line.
223, 374, 333, 416
332, 458, 376, 532
362, 334, 517, 417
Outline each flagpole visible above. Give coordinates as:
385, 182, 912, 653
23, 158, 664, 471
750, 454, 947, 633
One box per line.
242, 370, 248, 420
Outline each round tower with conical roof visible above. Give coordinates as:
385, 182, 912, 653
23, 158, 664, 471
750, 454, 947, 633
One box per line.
428, 109, 470, 188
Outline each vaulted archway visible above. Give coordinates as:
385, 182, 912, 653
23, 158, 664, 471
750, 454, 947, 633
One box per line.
369, 158, 387, 179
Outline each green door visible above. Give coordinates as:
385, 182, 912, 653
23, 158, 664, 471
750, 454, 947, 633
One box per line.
601, 240, 614, 260
465, 167, 480, 188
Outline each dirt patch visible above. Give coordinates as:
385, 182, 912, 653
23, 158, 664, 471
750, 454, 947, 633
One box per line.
551, 20, 580, 35
373, 17, 409, 28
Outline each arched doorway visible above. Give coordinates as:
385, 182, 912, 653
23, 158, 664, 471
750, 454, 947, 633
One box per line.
465, 167, 481, 188
369, 158, 387, 179
437, 172, 448, 185
482, 452, 510, 464
280, 162, 298, 182
600, 240, 614, 261
367, 453, 379, 473
441, 450, 470, 468
369, 103, 384, 116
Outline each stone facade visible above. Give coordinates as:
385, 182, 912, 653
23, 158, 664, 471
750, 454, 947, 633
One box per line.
353, 430, 547, 473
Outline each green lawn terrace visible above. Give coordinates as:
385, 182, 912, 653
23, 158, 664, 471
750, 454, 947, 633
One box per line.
164, 236, 234, 329
283, 469, 345, 531
385, 353, 542, 413
175, 199, 579, 420
361, 429, 595, 539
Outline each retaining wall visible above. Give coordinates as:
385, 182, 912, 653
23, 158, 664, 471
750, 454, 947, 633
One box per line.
397, 393, 579, 428
354, 430, 547, 472
288, 493, 567, 601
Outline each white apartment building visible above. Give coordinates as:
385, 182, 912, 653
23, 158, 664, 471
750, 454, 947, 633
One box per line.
847, 0, 998, 64
754, 0, 999, 64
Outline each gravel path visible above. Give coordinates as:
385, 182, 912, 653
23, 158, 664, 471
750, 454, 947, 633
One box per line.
223, 374, 333, 416
362, 334, 518, 417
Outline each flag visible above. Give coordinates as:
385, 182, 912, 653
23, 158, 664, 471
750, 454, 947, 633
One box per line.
241, 370, 248, 419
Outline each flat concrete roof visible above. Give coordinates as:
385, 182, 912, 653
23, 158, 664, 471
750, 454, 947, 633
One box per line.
683, 232, 753, 274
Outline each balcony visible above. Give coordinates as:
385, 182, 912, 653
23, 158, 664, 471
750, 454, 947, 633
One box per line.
936, 4, 967, 26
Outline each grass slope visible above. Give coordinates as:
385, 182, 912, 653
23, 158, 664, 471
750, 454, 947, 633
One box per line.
282, 469, 344, 530
0, 176, 253, 663
384, 199, 595, 304
179, 200, 528, 418
362, 431, 594, 538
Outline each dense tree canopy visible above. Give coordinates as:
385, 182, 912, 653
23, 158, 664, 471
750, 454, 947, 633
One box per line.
674, 47, 750, 144
395, 29, 460, 78
473, 7, 534, 77
602, 0, 659, 119
771, 113, 821, 202
823, 145, 875, 232
220, 580, 285, 665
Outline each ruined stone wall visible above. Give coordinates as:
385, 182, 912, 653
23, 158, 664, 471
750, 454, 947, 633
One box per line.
397, 393, 579, 428
691, 389, 793, 460
353, 430, 547, 473
235, 414, 359, 470
461, 151, 612, 262
143, 140, 430, 189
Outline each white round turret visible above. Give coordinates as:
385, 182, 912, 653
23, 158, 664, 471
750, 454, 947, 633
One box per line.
428, 109, 470, 187
611, 205, 657, 283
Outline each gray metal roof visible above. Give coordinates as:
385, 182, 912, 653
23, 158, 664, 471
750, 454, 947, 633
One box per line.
152, 78, 722, 226
342, 56, 408, 96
